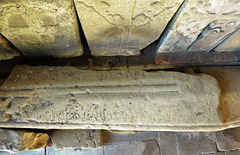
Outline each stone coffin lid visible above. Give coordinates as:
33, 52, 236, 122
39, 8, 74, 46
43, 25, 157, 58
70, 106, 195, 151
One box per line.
156, 0, 240, 53
74, 0, 184, 56
0, 0, 83, 57
0, 65, 223, 131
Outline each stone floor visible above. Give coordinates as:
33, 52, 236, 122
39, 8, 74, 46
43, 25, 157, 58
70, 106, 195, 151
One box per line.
1, 129, 240, 155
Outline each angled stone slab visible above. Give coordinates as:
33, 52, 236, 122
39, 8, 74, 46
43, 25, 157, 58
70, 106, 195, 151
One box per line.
0, 34, 20, 60
0, 0, 83, 57
215, 28, 240, 52
51, 129, 102, 151
157, 0, 240, 53
74, 0, 184, 56
0, 65, 221, 131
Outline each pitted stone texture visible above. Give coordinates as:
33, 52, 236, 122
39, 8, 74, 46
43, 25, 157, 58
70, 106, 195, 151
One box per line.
200, 67, 240, 129
74, 0, 184, 56
0, 0, 83, 57
0, 65, 220, 131
0, 34, 20, 60
0, 129, 49, 153
177, 132, 217, 155
215, 28, 240, 52
157, 0, 240, 53
216, 129, 240, 151
104, 141, 160, 155
51, 130, 102, 151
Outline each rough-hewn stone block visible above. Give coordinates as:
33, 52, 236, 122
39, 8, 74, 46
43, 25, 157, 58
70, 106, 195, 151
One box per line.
0, 0, 83, 57
51, 129, 102, 151
157, 0, 240, 53
177, 132, 217, 155
216, 129, 240, 151
0, 65, 221, 131
104, 141, 160, 155
74, 0, 184, 56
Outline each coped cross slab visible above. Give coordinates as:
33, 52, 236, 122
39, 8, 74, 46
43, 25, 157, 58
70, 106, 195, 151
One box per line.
0, 65, 221, 131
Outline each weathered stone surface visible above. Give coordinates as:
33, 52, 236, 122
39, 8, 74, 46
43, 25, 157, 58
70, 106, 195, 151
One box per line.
74, 0, 184, 56
0, 129, 49, 153
177, 132, 217, 155
159, 132, 178, 155
225, 127, 240, 142
103, 131, 158, 144
51, 129, 102, 151
0, 0, 83, 57
47, 146, 103, 155
0, 148, 45, 155
104, 141, 160, 155
200, 67, 240, 128
157, 0, 240, 53
216, 130, 240, 151
215, 28, 240, 52
0, 34, 20, 60
226, 150, 240, 155
0, 65, 221, 131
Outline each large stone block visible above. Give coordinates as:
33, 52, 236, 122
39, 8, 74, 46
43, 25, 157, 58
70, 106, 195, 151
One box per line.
0, 129, 49, 153
157, 0, 240, 53
0, 65, 221, 131
0, 0, 83, 57
74, 0, 184, 56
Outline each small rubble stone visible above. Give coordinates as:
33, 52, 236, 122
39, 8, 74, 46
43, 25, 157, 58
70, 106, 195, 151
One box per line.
103, 131, 158, 144
51, 130, 102, 151
226, 150, 240, 155
159, 132, 178, 155
216, 130, 240, 151
47, 146, 103, 155
104, 141, 160, 155
0, 129, 49, 153
177, 132, 217, 155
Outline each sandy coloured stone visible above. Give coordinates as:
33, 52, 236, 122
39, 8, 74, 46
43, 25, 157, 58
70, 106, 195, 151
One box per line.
0, 65, 221, 131
0, 0, 83, 57
200, 67, 240, 129
74, 0, 184, 56
51, 129, 102, 151
157, 0, 240, 53
0, 129, 49, 153
0, 34, 20, 60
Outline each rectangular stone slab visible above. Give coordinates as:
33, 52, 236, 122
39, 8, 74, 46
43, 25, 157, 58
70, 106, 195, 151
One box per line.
0, 65, 221, 131
0, 0, 83, 57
